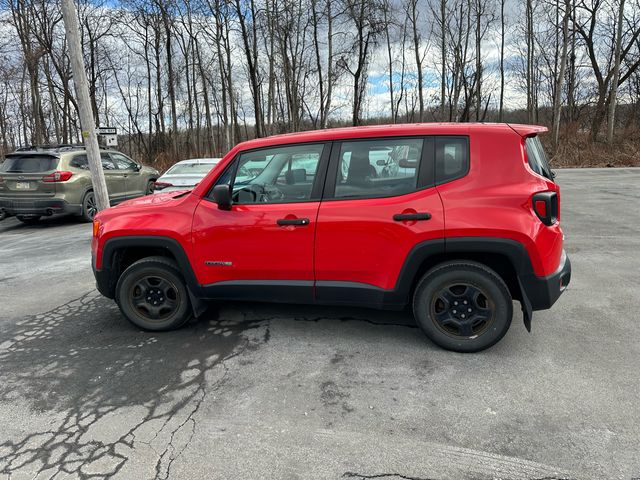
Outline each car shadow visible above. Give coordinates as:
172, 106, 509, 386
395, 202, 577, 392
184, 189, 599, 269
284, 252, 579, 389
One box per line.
0, 214, 86, 233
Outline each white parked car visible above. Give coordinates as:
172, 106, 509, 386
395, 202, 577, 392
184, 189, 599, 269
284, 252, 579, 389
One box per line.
154, 158, 221, 193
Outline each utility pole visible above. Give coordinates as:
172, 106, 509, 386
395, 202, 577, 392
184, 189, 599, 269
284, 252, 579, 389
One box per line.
60, 0, 110, 212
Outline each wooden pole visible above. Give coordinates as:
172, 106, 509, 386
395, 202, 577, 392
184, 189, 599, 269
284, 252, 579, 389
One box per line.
60, 0, 110, 211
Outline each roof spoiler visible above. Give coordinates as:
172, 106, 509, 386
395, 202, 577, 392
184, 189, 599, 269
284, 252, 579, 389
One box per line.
507, 124, 548, 137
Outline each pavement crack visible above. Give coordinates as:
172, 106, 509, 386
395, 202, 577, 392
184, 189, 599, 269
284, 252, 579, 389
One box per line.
343, 472, 435, 480
0, 293, 266, 479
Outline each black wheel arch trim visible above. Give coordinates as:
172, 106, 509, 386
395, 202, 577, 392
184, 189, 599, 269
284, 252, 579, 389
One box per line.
93, 235, 569, 324
94, 235, 202, 303
393, 236, 569, 322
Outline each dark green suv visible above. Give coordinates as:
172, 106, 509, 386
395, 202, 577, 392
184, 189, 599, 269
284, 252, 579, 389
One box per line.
0, 146, 159, 223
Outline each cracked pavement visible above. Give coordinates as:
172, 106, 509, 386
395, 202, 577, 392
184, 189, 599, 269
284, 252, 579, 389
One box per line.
0, 168, 639, 479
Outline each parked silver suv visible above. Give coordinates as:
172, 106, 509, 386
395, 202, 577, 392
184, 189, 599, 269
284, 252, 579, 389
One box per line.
0, 145, 159, 223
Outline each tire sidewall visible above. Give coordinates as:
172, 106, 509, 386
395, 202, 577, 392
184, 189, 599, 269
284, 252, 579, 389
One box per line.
413, 264, 513, 353
116, 260, 191, 331
81, 191, 96, 222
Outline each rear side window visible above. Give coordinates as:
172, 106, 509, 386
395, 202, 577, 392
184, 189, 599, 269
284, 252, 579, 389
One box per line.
71, 154, 118, 170
334, 138, 424, 199
0, 155, 58, 173
525, 136, 553, 180
69, 155, 90, 170
435, 136, 469, 184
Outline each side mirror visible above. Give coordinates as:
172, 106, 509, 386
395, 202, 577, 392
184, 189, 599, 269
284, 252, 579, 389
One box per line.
133, 163, 142, 172
212, 184, 232, 210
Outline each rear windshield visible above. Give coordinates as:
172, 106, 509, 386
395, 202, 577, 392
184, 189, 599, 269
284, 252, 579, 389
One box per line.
525, 136, 553, 180
166, 163, 217, 175
0, 155, 58, 173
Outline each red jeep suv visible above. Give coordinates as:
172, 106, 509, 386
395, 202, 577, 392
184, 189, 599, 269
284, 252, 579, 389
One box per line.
92, 124, 571, 352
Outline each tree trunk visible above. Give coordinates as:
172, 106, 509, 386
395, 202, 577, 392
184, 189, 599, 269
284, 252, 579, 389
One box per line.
552, 0, 570, 147
607, 0, 625, 144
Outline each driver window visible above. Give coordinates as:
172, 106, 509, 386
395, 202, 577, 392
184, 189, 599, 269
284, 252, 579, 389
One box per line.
221, 144, 324, 204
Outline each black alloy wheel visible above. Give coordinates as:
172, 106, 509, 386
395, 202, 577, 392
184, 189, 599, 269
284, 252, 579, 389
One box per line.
115, 256, 192, 331
413, 261, 513, 352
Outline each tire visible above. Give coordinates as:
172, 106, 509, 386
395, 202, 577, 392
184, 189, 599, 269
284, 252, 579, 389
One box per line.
80, 191, 98, 222
413, 261, 513, 353
115, 256, 192, 331
145, 180, 155, 195
16, 215, 41, 225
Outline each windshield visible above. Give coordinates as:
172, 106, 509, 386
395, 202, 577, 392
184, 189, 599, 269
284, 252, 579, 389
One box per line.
0, 155, 58, 173
525, 136, 553, 181
166, 162, 217, 175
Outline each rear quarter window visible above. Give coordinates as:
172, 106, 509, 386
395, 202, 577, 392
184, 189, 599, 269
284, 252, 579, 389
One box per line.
0, 155, 59, 173
69, 155, 90, 170
525, 136, 553, 180
435, 136, 469, 184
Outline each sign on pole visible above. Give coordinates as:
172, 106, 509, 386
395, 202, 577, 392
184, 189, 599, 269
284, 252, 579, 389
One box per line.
97, 126, 118, 147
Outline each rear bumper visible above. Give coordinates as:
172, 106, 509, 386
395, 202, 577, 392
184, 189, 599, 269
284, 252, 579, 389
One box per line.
519, 250, 571, 311
0, 197, 82, 216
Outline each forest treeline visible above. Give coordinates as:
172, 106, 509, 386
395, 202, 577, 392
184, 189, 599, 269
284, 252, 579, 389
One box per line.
0, 0, 639, 168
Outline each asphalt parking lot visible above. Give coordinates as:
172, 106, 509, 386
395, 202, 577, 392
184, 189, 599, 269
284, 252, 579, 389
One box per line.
0, 168, 638, 480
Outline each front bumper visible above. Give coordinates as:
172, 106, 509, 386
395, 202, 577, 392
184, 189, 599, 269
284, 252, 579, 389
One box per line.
519, 250, 571, 311
0, 197, 82, 216
92, 254, 116, 299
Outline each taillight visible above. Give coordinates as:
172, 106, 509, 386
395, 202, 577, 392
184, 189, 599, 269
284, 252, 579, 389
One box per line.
532, 191, 558, 226
42, 171, 73, 182
154, 181, 172, 190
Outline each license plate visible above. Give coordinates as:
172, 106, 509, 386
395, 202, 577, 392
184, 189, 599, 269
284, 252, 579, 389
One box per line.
15, 182, 31, 189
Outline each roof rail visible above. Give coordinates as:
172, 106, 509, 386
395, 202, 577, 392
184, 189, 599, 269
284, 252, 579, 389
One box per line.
14, 144, 86, 153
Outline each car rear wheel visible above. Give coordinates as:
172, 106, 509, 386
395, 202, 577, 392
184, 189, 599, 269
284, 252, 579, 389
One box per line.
16, 215, 41, 225
413, 261, 512, 352
80, 191, 98, 222
115, 256, 192, 331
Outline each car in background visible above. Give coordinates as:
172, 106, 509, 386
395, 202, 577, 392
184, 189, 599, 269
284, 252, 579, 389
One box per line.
154, 158, 221, 193
0, 145, 159, 223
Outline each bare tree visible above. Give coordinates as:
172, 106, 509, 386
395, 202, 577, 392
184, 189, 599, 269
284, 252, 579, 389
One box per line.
607, 0, 626, 143
552, 0, 570, 146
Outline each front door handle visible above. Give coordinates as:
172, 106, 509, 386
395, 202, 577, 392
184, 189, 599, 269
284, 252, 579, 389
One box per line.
393, 212, 431, 221
277, 217, 310, 226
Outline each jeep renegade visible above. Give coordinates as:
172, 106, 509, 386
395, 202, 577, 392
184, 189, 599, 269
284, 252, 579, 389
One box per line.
92, 124, 571, 352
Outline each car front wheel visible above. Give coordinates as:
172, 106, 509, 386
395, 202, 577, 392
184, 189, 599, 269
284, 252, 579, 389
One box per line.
413, 261, 513, 353
115, 256, 192, 331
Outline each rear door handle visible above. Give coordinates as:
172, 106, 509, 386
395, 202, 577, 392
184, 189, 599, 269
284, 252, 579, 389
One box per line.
277, 217, 310, 226
393, 212, 431, 221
